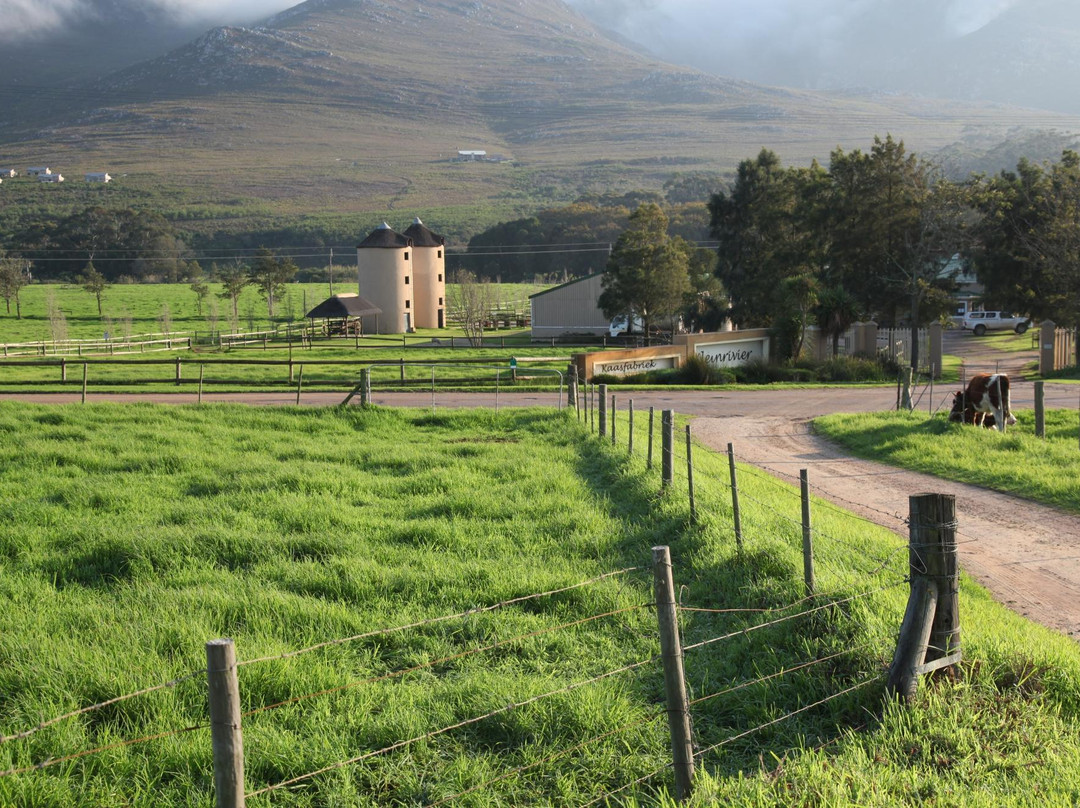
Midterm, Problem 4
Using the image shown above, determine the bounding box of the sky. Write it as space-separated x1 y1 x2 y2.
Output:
0 0 1022 89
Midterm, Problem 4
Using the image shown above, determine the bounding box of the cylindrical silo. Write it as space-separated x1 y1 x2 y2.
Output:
403 217 447 329
357 222 413 333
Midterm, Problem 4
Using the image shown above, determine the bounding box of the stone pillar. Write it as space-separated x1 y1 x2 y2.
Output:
1039 320 1056 376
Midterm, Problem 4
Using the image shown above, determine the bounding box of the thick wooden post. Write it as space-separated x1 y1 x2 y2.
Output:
727 443 743 550
295 365 304 405
176 357 182 385
598 384 608 438
1035 380 1045 438
888 493 960 700
652 546 695 802
901 367 913 411
61 358 67 382
206 639 245 808
198 365 205 404
661 410 674 488
800 469 815 596
686 425 696 523
81 363 88 404
360 368 371 406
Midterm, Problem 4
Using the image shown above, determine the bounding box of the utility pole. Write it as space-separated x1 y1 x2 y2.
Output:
329 247 334 296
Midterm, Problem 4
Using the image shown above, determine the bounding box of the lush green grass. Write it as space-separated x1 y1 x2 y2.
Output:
1 402 1079 805
814 409 1080 513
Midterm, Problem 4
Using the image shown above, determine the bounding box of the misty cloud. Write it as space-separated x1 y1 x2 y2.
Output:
566 0 1022 89
0 0 293 41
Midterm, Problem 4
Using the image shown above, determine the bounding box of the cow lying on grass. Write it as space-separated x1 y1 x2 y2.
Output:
948 373 1016 432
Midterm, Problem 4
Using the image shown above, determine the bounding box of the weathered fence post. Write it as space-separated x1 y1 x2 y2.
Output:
81 363 88 404
431 366 436 411
647 407 655 471
360 368 371 406
661 410 674 488
686 425 696 523
628 400 634 455
295 365 304 405
727 443 743 550
887 493 961 701
652 546 695 803
206 639 246 808
1035 380 1045 438
598 384 608 438
399 358 405 382
198 365 205 405
176 357 182 385
61 357 66 382
568 365 578 412
800 469 815 596
900 367 914 411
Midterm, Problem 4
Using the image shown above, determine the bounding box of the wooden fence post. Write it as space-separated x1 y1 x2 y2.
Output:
686 425 696 524
360 368 371 406
198 365 205 405
598 384 608 438
176 357 182 385
81 363 88 404
652 546 695 803
661 410 674 488
1035 380 1045 438
800 469 815 596
887 493 961 701
901 367 914 411
61 358 66 382
295 365 304 405
628 400 634 455
206 639 246 808
647 407 655 471
727 443 743 550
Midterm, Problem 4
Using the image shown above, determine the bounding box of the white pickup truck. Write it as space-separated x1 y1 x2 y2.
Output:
960 311 1031 336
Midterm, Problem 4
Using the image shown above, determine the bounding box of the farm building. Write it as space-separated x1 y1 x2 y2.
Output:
305 293 382 335
529 273 609 339
37 173 64 183
0 169 15 178
26 167 51 177
85 172 112 183
402 218 447 329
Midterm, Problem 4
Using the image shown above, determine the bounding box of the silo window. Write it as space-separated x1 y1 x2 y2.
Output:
438 250 443 258
405 300 411 309
404 252 410 260
438 273 443 282
439 297 444 305
405 276 410 284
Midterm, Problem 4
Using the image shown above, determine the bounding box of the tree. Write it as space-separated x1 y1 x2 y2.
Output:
598 203 691 341
80 261 109 318
0 253 29 318
814 285 861 357
449 269 494 346
217 262 249 327
248 248 298 318
188 262 210 317
973 150 1080 362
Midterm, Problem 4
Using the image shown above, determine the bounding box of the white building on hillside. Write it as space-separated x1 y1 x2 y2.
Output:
27 167 51 177
85 172 112 183
0 169 15 178
38 173 64 183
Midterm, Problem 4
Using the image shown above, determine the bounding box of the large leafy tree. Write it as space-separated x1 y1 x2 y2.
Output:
973 150 1080 327
598 203 691 339
248 248 298 318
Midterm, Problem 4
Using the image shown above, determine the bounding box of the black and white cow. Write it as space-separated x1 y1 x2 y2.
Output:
948 373 1015 432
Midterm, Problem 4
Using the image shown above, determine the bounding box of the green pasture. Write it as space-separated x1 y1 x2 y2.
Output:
814 409 1080 514
0 282 547 345
1 403 1080 805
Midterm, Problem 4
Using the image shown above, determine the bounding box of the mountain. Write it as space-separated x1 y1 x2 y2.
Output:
1 0 1078 242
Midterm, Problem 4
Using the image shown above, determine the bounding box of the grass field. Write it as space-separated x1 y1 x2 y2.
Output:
814 409 1080 514
1 402 1080 805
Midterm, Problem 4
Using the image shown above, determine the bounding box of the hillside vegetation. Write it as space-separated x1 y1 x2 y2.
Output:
1 404 1080 805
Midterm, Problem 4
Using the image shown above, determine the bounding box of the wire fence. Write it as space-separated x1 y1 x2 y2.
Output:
2 391 941 805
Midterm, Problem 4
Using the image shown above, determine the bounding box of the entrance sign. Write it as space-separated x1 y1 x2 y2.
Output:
695 336 769 368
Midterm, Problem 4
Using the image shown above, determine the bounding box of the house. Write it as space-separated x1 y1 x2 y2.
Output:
529 273 610 339
26 167 51 177
456 150 487 161
85 172 112 183
37 173 64 183
0 169 15 178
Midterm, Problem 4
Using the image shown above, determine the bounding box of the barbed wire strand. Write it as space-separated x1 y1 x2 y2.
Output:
423 710 666 808
687 646 875 709
243 605 652 720
0 669 203 746
0 723 207 779
577 762 673 808
683 582 907 654
693 675 882 761
245 654 662 799
238 567 642 668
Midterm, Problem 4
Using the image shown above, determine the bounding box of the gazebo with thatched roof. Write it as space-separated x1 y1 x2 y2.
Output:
305 293 383 335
